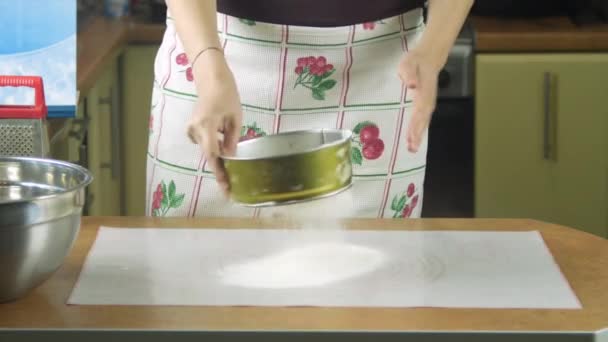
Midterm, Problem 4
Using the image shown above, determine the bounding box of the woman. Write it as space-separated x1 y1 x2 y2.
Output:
146 0 473 218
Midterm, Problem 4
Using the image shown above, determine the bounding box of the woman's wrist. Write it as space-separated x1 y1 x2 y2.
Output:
191 46 224 71
412 0 472 72
408 41 449 72
192 49 232 90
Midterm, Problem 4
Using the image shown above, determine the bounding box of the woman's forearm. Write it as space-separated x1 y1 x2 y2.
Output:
165 0 222 70
415 0 474 69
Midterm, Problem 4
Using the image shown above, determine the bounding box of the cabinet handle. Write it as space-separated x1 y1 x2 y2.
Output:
79 144 88 169
543 72 552 160
98 90 121 180
109 85 121 180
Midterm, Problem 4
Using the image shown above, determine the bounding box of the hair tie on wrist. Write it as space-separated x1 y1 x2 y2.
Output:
191 46 224 69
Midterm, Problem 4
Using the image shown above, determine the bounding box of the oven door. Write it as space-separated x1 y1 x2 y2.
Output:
422 98 474 218
421 33 474 218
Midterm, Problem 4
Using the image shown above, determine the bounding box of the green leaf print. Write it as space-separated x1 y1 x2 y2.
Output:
317 79 336 91
353 121 375 134
351 147 363 165
321 68 335 80
152 179 186 216
312 88 325 100
239 18 256 25
312 75 323 87
391 195 399 211
160 181 169 209
168 180 176 200
396 195 407 212
172 193 185 208
293 55 336 101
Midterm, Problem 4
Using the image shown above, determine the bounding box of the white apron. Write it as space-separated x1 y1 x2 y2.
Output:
146 8 428 219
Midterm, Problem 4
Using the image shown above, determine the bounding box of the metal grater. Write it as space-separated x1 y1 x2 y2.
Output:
0 76 49 157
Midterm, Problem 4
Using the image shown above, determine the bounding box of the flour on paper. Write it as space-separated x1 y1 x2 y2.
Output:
218 242 387 289
68 228 582 309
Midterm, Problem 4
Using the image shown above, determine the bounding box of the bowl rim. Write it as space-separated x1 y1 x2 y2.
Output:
0 156 93 205
220 128 353 161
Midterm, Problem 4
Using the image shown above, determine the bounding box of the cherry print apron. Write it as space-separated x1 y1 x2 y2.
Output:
146 8 428 219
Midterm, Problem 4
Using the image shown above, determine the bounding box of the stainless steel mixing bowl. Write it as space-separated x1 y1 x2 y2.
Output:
0 157 92 302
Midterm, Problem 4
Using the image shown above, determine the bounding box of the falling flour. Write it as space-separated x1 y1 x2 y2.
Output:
262 185 357 225
219 188 388 289
219 242 386 289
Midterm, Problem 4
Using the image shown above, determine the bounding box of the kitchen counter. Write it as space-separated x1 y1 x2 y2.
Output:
0 217 606 341
472 16 608 52
76 14 608 95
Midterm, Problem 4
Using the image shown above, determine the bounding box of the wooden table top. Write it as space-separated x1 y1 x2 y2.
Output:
0 217 607 333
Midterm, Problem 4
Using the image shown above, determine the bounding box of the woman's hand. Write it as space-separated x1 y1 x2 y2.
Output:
398 48 441 153
166 0 242 193
187 51 242 193
399 0 474 153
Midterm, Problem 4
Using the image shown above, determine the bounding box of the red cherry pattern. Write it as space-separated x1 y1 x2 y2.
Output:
359 124 379 144
294 56 337 100
175 52 194 82
295 56 334 76
390 182 419 218
407 182 415 197
362 20 385 30
402 204 412 218
351 121 385 165
362 22 376 30
185 67 194 82
176 53 189 66
362 138 384 160
411 194 419 209
239 122 267 142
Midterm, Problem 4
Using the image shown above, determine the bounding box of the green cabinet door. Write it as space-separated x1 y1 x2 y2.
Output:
122 45 158 216
475 54 558 223
475 54 608 237
86 59 123 216
550 54 608 237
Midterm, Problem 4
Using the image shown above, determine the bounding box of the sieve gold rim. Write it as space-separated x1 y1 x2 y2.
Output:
231 181 353 207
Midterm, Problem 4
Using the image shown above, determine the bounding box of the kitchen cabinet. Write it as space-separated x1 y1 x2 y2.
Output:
121 45 157 216
475 53 608 237
83 59 123 216
48 118 82 164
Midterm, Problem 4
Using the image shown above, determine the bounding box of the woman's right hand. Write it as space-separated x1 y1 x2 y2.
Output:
187 50 242 194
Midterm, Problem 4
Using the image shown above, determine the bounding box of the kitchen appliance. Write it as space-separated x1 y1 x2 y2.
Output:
222 129 353 206
421 21 475 218
0 76 49 158
0 156 92 302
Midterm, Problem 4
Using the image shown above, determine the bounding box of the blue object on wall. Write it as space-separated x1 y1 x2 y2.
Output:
0 0 77 118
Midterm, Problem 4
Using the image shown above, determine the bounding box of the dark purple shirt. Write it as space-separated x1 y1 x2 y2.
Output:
217 0 426 27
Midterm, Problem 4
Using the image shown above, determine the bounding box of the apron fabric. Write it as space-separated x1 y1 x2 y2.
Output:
146 9 428 219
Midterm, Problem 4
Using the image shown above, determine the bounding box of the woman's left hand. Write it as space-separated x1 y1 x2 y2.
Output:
398 0 474 153
398 48 442 153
